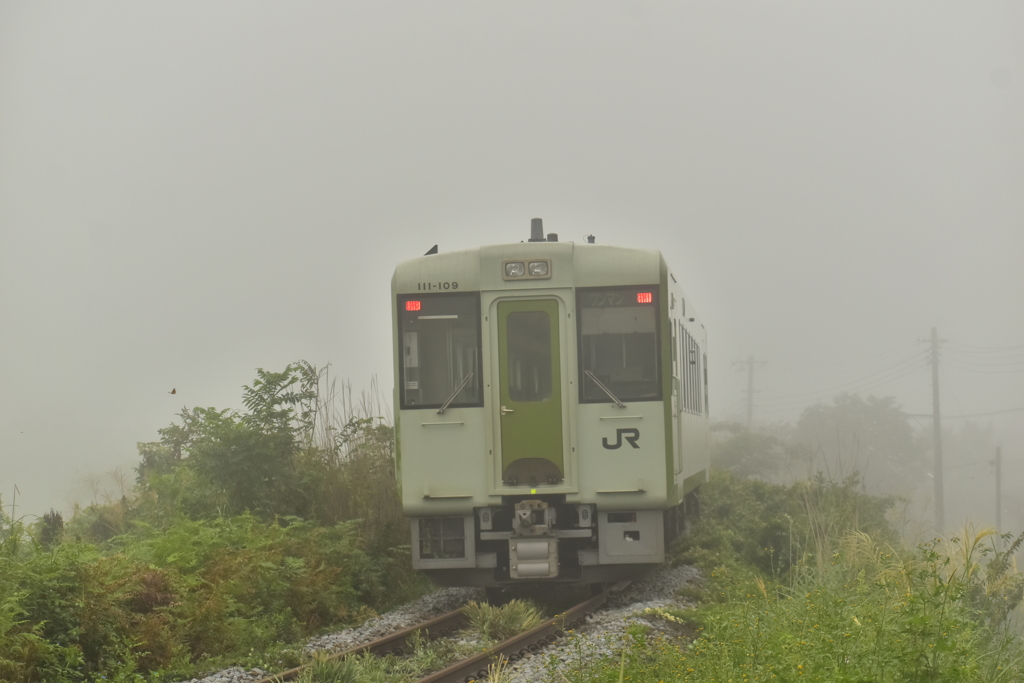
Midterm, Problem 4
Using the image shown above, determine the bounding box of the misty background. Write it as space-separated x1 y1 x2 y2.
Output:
1 3 1021 532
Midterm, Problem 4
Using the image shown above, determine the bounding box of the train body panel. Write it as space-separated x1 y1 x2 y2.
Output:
399 405 489 516
575 401 666 509
392 230 708 586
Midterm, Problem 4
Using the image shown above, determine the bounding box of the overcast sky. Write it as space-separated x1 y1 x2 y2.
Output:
2 2 1022 518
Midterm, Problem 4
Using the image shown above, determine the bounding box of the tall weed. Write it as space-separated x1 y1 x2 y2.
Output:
463 600 544 642
563 472 1024 683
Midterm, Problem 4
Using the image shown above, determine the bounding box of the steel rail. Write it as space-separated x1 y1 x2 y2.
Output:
250 607 467 683
415 581 630 683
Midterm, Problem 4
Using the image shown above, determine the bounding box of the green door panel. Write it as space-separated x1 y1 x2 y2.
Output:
497 299 563 485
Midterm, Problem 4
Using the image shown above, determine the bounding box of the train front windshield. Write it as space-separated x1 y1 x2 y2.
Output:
578 286 660 402
398 294 482 409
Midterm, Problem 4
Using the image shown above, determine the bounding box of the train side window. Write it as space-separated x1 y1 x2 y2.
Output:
681 327 700 415
693 340 700 413
680 329 689 413
679 330 687 411
688 335 696 413
577 286 660 402
671 322 678 373
398 293 482 409
703 352 709 415
694 346 703 414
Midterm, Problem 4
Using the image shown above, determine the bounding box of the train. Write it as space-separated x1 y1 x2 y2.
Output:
391 219 709 588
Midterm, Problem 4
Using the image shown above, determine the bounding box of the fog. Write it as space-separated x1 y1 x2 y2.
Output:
1 3 1021 531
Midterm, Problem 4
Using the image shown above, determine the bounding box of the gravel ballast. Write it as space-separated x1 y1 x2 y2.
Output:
501 565 702 682
176 566 701 683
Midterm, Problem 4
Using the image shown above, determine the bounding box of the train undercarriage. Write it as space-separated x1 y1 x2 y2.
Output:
412 491 699 588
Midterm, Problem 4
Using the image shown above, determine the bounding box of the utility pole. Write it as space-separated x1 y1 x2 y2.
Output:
930 327 945 533
8 485 17 523
994 446 1003 534
733 356 766 428
746 354 754 427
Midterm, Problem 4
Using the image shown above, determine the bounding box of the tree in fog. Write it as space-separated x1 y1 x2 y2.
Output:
795 393 926 495
136 363 319 519
711 421 810 481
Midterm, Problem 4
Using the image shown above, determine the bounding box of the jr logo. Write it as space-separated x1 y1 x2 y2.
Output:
602 428 640 450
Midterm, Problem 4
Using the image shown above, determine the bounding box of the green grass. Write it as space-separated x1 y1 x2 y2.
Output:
553 473 1024 683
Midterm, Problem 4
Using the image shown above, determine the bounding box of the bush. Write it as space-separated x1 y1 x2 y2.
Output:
0 365 429 681
672 470 896 580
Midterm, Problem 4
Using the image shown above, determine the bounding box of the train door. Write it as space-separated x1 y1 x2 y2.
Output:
496 299 564 486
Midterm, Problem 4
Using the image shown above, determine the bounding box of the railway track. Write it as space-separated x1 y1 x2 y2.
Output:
251 582 629 683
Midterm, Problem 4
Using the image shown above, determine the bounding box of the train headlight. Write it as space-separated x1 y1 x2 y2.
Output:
505 261 525 277
528 261 549 277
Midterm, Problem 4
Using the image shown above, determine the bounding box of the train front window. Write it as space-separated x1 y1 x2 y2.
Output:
506 311 552 402
578 286 660 402
399 293 482 409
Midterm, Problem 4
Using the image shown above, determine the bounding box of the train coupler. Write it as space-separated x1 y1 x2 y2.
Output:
509 536 559 578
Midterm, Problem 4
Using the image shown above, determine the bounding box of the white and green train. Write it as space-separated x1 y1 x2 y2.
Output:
391 220 709 587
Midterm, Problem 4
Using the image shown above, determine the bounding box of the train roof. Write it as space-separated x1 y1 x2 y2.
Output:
393 241 664 289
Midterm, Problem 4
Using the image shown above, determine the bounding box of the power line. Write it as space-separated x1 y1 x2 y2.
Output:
762 346 928 395
768 340 924 376
945 341 1024 352
942 360 1024 374
904 406 1024 419
944 358 1024 368
943 350 1024 363
944 459 989 471
756 359 928 408
730 336 1023 429
945 350 1024 361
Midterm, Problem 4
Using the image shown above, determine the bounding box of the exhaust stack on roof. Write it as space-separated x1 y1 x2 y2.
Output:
529 218 545 242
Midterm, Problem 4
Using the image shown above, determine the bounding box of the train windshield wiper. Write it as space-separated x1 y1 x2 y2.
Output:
585 370 626 408
437 372 474 414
